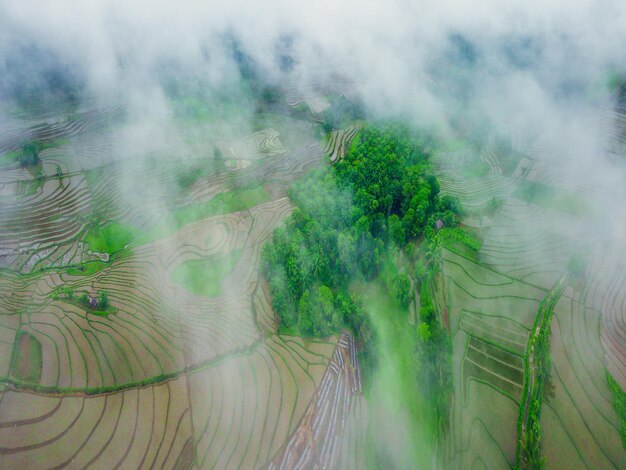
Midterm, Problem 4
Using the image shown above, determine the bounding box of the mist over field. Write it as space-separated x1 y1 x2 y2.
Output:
2 1 625 118
1 1 625 469
3 0 626 241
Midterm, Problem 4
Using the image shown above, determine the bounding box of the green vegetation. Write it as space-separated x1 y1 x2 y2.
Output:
485 196 504 217
392 272 411 307
17 140 42 167
356 279 435 466
176 96 218 122
417 272 453 437
516 276 567 469
262 169 362 337
607 72 626 93
20 176 45 196
173 184 269 226
319 95 365 132
262 125 461 448
136 183 271 245
4 68 626 470
51 285 75 301
263 125 460 338
164 75 258 127
0 150 20 167
439 226 481 253
65 260 109 276
52 287 115 316
171 249 243 297
175 156 222 188
87 164 269 251
0 137 69 168
607 372 626 450
11 332 43 384
85 221 142 254
98 290 109 310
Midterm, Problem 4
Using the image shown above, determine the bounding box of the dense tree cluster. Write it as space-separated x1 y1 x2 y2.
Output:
335 126 461 242
261 170 369 338
262 125 461 340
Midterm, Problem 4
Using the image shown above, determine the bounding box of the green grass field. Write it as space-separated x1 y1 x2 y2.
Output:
135 184 271 245
85 221 142 254
171 249 243 297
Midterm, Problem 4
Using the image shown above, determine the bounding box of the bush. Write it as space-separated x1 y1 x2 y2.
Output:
418 322 432 342
97 290 109 310
392 273 411 308
18 140 41 167
607 372 626 449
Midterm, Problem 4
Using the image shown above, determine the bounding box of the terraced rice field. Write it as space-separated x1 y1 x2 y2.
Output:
3 92 626 468
441 246 545 469
517 133 626 391
441 241 626 469
216 128 286 161
479 200 584 287
281 62 361 116
269 333 365 470
324 125 360 163
439 131 626 469
0 333 339 469
542 292 624 469
583 243 626 389
0 103 367 468
439 172 519 214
